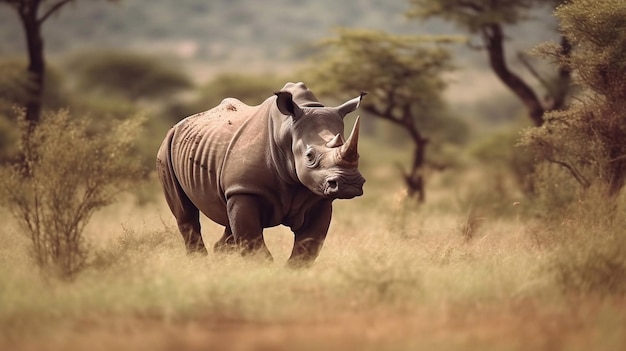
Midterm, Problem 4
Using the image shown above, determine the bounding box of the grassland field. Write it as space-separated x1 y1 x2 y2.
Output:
1 137 625 351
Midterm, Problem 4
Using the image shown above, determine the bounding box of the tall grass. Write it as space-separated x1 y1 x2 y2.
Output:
1 138 626 350
0 185 550 325
544 185 626 296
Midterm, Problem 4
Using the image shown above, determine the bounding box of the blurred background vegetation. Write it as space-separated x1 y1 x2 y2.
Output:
1 3 626 349
0 0 625 279
0 0 563 182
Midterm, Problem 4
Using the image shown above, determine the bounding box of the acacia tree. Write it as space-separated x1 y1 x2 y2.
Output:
0 0 117 124
308 29 455 201
407 0 571 126
521 0 626 199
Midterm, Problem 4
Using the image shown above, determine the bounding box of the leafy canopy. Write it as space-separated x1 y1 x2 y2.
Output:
67 51 193 101
406 0 551 31
521 0 626 197
308 28 457 112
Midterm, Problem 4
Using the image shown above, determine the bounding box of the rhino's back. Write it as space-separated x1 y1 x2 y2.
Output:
169 98 273 225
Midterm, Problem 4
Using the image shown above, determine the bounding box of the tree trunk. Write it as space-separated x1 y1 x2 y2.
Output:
404 128 428 203
362 104 430 202
404 137 428 203
20 8 45 125
483 24 545 126
549 35 572 111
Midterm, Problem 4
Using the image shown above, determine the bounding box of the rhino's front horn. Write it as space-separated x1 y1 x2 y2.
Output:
340 116 361 163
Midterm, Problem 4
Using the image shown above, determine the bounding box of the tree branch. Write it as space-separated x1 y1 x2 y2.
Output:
363 105 402 127
38 0 73 23
383 88 395 118
549 34 572 111
517 51 553 95
482 23 545 126
457 0 485 14
545 156 591 188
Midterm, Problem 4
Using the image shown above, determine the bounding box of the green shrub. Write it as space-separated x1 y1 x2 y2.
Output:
0 110 144 279
167 72 288 123
523 0 626 199
65 50 193 101
470 128 535 196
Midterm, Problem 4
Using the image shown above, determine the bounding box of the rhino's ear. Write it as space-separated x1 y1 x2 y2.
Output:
335 91 367 119
275 91 304 121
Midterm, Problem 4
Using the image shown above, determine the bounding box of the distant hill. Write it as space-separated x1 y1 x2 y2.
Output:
0 0 561 112
1 1 421 58
0 0 557 67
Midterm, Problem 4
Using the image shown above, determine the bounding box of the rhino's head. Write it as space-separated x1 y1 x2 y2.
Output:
274 84 366 199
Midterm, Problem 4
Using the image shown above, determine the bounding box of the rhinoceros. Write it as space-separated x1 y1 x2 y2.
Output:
156 82 365 266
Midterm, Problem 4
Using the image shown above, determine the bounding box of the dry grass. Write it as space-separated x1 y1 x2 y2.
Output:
7 300 626 351
1 142 626 350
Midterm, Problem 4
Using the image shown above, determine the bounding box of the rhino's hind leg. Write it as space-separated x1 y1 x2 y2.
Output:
157 135 208 255
167 191 207 255
177 211 207 255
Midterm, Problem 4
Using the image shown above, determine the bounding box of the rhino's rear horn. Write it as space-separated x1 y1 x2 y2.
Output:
340 116 361 163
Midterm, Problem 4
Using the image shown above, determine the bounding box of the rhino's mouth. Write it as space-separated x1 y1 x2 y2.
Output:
322 173 365 199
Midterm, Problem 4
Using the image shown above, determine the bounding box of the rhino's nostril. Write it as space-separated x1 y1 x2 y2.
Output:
328 180 338 191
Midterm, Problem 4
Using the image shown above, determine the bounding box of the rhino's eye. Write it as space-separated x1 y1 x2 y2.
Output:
304 148 320 168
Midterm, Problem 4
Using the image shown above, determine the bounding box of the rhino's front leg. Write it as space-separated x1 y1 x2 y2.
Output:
288 201 332 268
213 226 236 253
226 195 273 261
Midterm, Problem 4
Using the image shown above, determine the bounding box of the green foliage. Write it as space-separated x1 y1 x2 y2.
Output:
554 0 626 101
308 28 456 106
200 73 287 106
0 58 70 162
522 0 626 198
471 128 535 195
0 58 68 117
66 50 193 101
0 58 35 117
167 72 288 123
406 0 552 32
0 59 29 161
304 28 463 199
0 0 418 61
0 109 144 279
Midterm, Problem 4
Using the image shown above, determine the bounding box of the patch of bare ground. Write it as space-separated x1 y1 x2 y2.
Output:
4 298 625 351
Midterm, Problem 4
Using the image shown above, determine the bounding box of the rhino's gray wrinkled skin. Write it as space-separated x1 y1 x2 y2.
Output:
157 82 365 267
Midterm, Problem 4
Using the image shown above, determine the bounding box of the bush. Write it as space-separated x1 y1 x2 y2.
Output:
546 188 626 296
523 0 626 199
470 128 535 196
0 109 144 279
525 162 581 220
166 73 288 123
65 50 193 101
